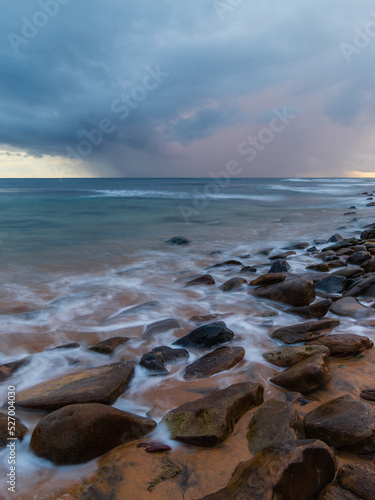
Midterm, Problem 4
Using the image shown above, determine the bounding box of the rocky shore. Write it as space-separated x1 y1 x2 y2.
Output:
3 192 375 499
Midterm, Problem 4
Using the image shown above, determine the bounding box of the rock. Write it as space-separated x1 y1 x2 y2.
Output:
323 238 358 252
306 334 374 356
16 362 135 411
336 247 355 257
331 267 364 279
326 260 348 269
343 275 375 298
0 413 27 448
219 277 247 292
331 297 374 317
269 251 296 260
166 236 189 245
270 353 332 394
208 260 243 269
104 301 162 320
348 251 372 265
263 345 331 367
328 234 344 243
185 275 215 287
239 266 257 274
249 273 286 286
162 382 263 447
286 299 332 319
0 357 31 382
319 250 337 259
140 346 189 375
247 399 305 454
335 463 375 500
269 259 291 273
50 342 81 350
271 318 340 344
319 484 362 499
252 277 316 307
188 313 233 325
143 318 181 339
361 259 375 273
304 395 375 450
284 242 310 250
184 346 245 379
200 439 336 500
360 389 375 401
258 247 273 255
361 227 375 240
173 321 234 348
89 337 129 355
30 403 156 465
315 276 346 294
306 263 330 272
307 246 318 253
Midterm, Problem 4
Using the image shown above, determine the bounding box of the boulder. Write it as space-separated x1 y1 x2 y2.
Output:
263 345 330 367
304 395 375 450
270 353 332 394
315 276 346 294
306 334 373 357
0 413 27 448
183 346 245 379
286 299 332 319
348 251 372 265
143 318 181 339
252 277 316 307
270 318 340 344
200 439 336 500
268 260 291 273
30 403 156 465
173 321 234 348
248 273 286 286
16 362 135 411
343 275 375 298
166 236 189 245
185 275 215 287
219 277 247 292
140 346 189 375
331 297 374 318
162 382 263 447
247 399 305 454
89 337 129 355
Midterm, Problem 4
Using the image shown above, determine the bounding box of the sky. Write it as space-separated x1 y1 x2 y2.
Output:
1 0 375 178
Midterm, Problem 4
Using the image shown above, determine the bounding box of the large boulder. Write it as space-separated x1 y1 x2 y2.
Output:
252 277 316 307
173 321 234 348
270 353 332 394
331 297 374 318
270 318 340 344
263 345 330 367
162 382 263 447
200 439 336 500
16 362 135 411
184 346 245 379
247 399 305 454
306 334 373 357
286 299 332 319
30 403 156 465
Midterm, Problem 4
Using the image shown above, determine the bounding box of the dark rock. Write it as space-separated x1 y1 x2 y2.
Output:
173 321 234 348
306 263 330 272
323 255 340 262
335 463 375 500
30 403 156 465
0 413 27 448
361 227 375 240
0 357 31 382
238 253 251 259
89 337 129 355
143 318 181 339
323 238 358 252
361 259 375 273
315 276 346 294
344 212 356 215
263 345 331 367
50 343 80 350
200 439 336 500
306 334 374 356
328 234 344 243
185 275 215 287
318 483 363 499
307 246 318 253
140 346 189 375
284 242 310 250
16 362 135 411
252 277 316 307
286 299 332 319
269 259 291 273
247 399 305 454
319 250 337 259
331 297 374 317
271 318 340 344
258 247 273 255
188 313 233 325
239 266 257 274
220 277 247 292
249 273 286 286
184 346 245 379
348 251 372 265
336 247 355 257
208 260 242 269
166 236 189 245
162 382 263 447
269 251 296 260
315 239 328 245
360 390 375 402
332 267 364 279
343 275 375 298
326 260 348 270
270 353 332 394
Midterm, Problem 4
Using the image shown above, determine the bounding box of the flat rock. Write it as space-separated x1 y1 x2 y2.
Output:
263 345 331 367
348 251 371 266
183 346 245 379
173 321 234 348
268 259 291 273
166 236 189 245
219 277 247 292
89 337 129 355
0 413 28 448
306 334 374 356
200 439 336 500
143 318 181 339
247 399 305 454
30 403 156 465
344 275 375 298
162 382 263 447
270 353 332 394
16 362 135 411
252 277 316 307
271 318 340 344
286 299 332 319
304 395 375 449
185 275 215 287
315 276 346 294
140 346 189 375
248 273 286 286
331 297 374 318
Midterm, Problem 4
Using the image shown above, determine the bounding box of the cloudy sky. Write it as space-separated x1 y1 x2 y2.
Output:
1 0 375 178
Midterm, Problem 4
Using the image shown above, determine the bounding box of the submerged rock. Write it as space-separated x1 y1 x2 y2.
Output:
270 353 332 394
307 334 374 357
140 346 188 375
30 403 156 465
219 277 247 292
89 337 129 355
0 357 31 382
208 260 243 269
270 318 340 344
286 299 332 319
252 277 316 307
166 236 189 245
263 345 330 367
185 275 215 287
173 321 234 348
269 251 296 260
315 276 346 294
16 362 135 411
183 346 245 379
143 318 181 339
162 382 263 447
188 313 233 325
